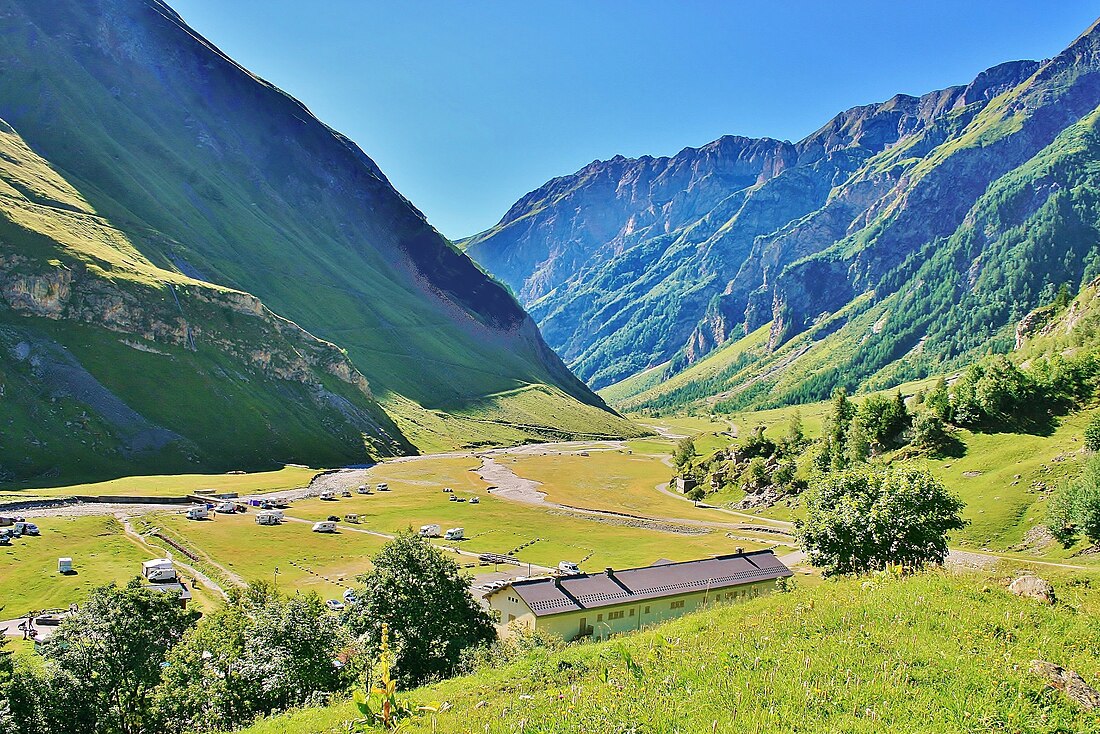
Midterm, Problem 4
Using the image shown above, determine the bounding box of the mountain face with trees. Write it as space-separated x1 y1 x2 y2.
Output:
0 0 637 482
466 20 1100 406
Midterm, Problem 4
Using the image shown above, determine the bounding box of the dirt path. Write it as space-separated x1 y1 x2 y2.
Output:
119 515 232 597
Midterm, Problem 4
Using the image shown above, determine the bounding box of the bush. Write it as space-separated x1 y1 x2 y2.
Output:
1046 456 1100 546
796 464 967 576
672 437 696 469
1085 414 1100 452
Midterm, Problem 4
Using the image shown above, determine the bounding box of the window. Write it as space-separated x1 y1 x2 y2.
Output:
607 610 625 620
629 608 635 617
597 613 603 622
644 606 650 614
670 600 685 610
508 614 516 622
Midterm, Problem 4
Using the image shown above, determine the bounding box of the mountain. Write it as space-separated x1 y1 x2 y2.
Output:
466 20 1100 410
0 0 637 483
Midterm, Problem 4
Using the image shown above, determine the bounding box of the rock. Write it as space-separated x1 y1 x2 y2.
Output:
1009 575 1056 604
1030 660 1100 711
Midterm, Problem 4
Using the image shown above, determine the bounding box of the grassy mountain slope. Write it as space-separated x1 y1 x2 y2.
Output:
603 86 1100 413
0 117 413 482
238 570 1100 733
0 0 639 481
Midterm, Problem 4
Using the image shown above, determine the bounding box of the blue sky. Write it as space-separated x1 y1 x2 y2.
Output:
171 1 1098 239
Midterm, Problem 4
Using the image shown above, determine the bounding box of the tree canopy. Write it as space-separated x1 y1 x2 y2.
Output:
797 464 967 576
344 530 495 687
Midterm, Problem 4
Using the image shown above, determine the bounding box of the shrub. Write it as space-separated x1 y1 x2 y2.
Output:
1085 414 1100 452
796 464 967 576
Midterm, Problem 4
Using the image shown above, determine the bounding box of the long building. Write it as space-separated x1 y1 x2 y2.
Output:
484 550 792 640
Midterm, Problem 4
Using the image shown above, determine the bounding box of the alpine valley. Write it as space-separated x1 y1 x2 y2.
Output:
465 20 1100 414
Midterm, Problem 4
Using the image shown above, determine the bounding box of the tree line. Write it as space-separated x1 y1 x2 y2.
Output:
0 531 495 734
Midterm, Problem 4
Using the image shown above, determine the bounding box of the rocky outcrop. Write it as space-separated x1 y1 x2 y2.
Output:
1009 575 1056 604
1030 660 1100 710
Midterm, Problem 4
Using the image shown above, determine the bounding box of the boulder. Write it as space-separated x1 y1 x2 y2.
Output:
1009 575 1056 604
1030 660 1100 711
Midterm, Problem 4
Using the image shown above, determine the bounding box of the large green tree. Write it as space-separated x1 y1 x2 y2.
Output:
7 580 198 734
344 531 495 687
797 465 967 576
156 583 347 733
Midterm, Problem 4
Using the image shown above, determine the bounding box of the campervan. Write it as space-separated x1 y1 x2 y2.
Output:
443 527 464 541
419 524 441 537
376 483 389 492
319 491 335 501
344 514 360 523
256 511 282 526
357 485 371 495
214 501 237 513
312 521 337 533
557 561 581 576
142 558 177 583
185 506 209 520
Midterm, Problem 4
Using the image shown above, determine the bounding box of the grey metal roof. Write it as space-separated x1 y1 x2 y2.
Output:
503 550 792 617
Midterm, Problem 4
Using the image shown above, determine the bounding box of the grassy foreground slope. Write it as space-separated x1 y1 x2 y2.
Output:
240 570 1100 734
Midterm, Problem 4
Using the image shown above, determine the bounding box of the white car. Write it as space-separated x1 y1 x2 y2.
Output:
325 599 345 612
342 589 357 603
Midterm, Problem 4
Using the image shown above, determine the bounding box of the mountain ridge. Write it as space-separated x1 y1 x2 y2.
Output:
466 20 1100 409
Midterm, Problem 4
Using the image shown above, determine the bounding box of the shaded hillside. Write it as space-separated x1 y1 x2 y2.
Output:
0 0 639 481
469 20 1100 400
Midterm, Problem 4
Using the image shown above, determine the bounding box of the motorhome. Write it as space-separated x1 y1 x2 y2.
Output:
376 483 389 492
312 521 337 533
185 506 209 520
341 489 352 497
214 501 237 513
319 491 335 501
557 561 581 576
142 558 177 583
419 524 441 537
256 510 282 526
344 513 360 523
357 485 372 495
444 527 464 541
58 557 73 574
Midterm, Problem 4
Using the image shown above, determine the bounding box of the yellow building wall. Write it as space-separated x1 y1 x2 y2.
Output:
492 579 778 641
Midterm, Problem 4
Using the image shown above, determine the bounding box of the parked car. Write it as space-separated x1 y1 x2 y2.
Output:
448 494 457 502
357 485 371 495
469 497 480 504
23 522 39 535
326 515 340 522
376 483 389 492
325 599 345 612
343 589 357 603
341 489 352 497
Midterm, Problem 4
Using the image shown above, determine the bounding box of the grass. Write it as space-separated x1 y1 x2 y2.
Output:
6 466 319 498
236 567 1100 734
270 456 770 575
504 450 750 525
0 516 151 615
144 511 389 599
